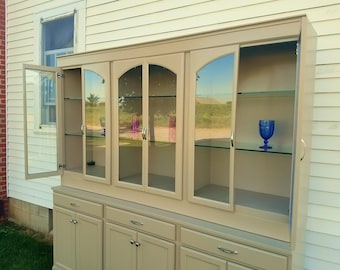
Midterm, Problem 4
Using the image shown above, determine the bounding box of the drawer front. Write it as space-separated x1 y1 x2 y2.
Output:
181 228 287 270
105 206 175 240
54 194 103 218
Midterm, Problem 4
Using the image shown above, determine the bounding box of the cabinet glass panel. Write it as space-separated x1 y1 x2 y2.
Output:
194 54 235 204
118 65 143 185
84 70 107 178
23 66 60 178
64 69 82 173
235 42 297 217
148 65 176 191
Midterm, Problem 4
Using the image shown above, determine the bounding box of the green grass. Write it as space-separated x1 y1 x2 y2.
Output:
0 222 53 270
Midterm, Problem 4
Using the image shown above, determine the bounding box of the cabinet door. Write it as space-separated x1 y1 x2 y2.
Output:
180 247 227 270
53 206 76 270
75 213 103 270
234 41 298 218
105 223 137 270
137 232 175 270
23 64 62 179
228 262 254 270
113 53 184 199
82 62 111 183
188 46 239 210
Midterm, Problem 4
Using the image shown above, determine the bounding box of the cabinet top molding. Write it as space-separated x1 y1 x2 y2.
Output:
58 16 306 68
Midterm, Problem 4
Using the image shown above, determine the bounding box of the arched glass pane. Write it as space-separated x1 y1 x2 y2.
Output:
118 66 143 185
84 70 106 178
148 65 177 191
194 54 234 204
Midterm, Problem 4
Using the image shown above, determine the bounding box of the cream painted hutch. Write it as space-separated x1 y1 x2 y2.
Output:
24 16 315 270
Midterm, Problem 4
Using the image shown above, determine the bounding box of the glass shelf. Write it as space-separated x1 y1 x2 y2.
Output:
86 131 106 138
86 165 105 178
149 95 176 98
195 138 230 149
119 95 142 99
120 173 175 192
194 184 289 216
237 89 295 96
65 132 82 136
64 97 82 100
119 95 176 99
236 142 292 155
194 139 291 154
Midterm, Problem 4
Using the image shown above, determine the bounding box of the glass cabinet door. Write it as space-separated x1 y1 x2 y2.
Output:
188 46 239 210
113 54 184 198
117 63 143 186
82 63 110 183
23 64 61 179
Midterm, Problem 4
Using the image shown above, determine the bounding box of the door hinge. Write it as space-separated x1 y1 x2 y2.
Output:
57 73 64 79
58 163 66 169
296 42 300 56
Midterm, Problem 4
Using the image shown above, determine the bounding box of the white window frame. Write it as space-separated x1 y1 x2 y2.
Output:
33 3 85 132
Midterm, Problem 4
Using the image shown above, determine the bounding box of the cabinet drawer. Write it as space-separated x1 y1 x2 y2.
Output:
181 228 287 270
105 206 175 240
54 194 103 218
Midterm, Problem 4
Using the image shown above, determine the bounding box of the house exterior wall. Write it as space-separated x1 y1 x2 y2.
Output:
5 0 340 269
0 0 6 221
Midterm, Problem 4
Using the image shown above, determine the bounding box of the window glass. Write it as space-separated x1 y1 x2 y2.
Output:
41 15 74 125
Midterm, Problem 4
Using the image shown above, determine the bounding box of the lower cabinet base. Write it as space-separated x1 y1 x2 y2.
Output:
53 186 291 270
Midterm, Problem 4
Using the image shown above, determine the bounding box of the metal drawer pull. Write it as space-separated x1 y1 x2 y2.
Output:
130 220 144 226
300 138 306 161
217 246 238 255
70 202 79 207
230 131 234 147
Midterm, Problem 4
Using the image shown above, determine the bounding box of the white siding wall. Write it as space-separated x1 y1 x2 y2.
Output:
6 0 85 209
6 0 340 269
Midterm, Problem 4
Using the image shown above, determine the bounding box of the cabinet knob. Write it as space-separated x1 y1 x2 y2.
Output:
130 240 135 245
135 241 141 247
69 219 78 224
142 127 147 140
217 246 238 255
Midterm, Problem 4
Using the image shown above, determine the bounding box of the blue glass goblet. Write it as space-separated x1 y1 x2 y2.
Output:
259 120 275 150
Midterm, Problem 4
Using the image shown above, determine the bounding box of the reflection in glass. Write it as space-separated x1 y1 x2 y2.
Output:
194 54 234 203
84 70 106 178
118 66 143 185
24 69 58 176
148 65 176 191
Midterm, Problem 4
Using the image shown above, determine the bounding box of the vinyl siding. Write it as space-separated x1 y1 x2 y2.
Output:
6 0 84 209
6 0 340 269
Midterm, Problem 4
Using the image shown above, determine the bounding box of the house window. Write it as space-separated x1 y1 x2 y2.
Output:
41 15 74 125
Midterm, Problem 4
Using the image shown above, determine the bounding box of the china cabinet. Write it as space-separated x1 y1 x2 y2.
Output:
23 16 315 270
